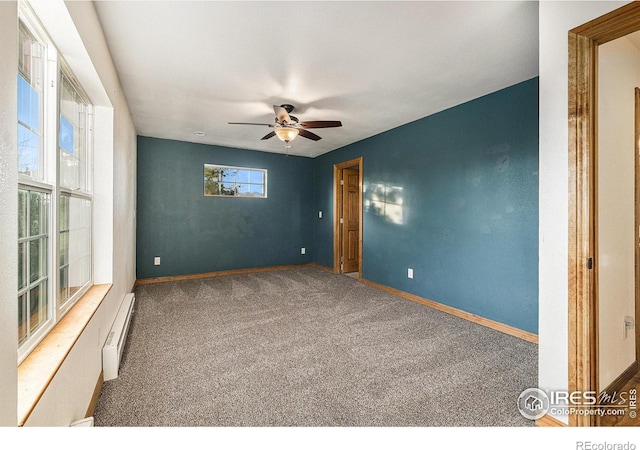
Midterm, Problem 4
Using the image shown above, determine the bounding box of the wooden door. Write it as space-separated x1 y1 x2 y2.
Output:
342 168 360 273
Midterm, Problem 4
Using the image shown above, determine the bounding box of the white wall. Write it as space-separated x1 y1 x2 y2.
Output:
597 35 640 390
539 0 631 424
0 0 19 427
0 0 137 426
24 1 136 426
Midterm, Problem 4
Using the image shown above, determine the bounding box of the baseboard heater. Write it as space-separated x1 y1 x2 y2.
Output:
102 293 135 381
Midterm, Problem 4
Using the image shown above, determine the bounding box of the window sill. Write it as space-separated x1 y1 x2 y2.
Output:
17 283 112 426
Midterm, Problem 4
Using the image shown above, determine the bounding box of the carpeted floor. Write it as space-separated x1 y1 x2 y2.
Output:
93 267 537 427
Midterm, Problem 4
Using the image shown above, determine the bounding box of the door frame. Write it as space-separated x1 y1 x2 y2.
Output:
568 2 640 427
333 157 363 278
635 87 640 372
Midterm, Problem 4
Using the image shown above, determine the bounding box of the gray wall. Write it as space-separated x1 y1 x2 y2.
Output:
313 78 539 334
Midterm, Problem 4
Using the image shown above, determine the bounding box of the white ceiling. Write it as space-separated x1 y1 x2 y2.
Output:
94 1 539 158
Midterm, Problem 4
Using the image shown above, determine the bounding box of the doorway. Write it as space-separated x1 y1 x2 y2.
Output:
333 157 363 278
568 2 640 427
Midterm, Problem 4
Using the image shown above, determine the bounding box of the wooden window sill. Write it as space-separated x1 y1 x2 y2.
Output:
17 283 112 426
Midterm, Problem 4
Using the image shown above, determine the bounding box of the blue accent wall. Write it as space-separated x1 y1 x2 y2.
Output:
312 78 539 333
136 137 314 278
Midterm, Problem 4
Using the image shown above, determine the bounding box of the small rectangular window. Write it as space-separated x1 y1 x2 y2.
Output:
204 164 267 198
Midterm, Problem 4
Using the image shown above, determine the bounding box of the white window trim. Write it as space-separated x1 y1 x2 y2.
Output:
17 2 94 364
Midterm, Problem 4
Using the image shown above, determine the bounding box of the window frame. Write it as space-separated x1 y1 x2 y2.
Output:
203 163 268 198
17 4 94 364
56 61 93 317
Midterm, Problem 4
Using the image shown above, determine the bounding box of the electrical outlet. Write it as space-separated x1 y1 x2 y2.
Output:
154 256 161 266
301 247 306 255
318 211 323 219
408 268 413 279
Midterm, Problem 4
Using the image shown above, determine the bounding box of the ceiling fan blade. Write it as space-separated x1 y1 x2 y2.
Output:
228 122 273 126
273 105 291 124
299 120 342 129
298 129 322 141
261 131 276 140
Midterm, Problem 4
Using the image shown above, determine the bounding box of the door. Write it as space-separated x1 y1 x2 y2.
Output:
333 157 362 275
342 168 360 273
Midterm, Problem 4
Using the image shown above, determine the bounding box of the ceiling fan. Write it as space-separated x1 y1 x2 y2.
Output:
229 104 342 146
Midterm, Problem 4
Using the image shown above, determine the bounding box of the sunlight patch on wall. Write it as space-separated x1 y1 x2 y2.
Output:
364 182 404 225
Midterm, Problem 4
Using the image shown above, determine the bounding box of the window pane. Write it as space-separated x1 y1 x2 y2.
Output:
17 75 40 130
18 190 27 239
59 266 68 304
29 281 48 334
59 73 88 191
59 195 69 231
18 22 43 87
60 231 69 266
236 170 249 184
221 169 237 182
18 124 41 178
29 191 46 236
18 21 43 181
221 183 237 195
249 184 264 197
18 294 27 346
59 197 91 306
29 238 46 283
249 170 264 184
18 242 26 291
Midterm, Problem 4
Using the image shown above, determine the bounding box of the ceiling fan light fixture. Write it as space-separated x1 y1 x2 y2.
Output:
275 127 299 143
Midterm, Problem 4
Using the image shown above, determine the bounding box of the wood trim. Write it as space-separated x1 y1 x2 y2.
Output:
536 414 568 427
17 283 112 426
568 30 597 427
86 371 104 419
600 361 639 403
135 263 315 286
333 164 341 274
332 157 363 278
571 2 640 44
568 2 640 426
310 262 334 273
360 278 538 344
635 87 640 367
567 2 640 427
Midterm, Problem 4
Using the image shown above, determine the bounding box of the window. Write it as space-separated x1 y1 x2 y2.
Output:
17 10 94 363
204 164 267 198
18 189 49 347
58 69 92 310
17 20 44 180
